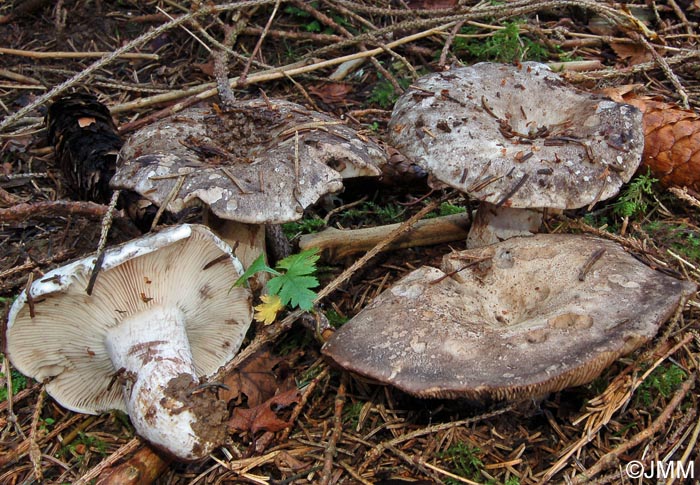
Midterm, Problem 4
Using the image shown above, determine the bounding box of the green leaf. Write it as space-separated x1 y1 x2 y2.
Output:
266 248 320 310
233 253 280 288
276 248 320 275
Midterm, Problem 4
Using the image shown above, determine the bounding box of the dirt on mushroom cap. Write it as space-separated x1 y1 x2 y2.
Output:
112 99 387 224
388 62 645 210
322 234 696 401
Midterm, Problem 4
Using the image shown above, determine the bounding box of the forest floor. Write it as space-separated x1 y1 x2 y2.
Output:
1 1 699 484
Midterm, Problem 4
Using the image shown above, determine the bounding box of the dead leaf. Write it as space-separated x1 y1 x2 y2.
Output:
610 42 654 66
220 349 283 407
274 451 309 472
308 83 353 104
193 60 216 78
228 388 301 434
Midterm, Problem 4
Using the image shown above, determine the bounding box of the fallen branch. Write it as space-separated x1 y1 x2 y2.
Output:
0 47 158 60
0 200 111 223
299 212 470 259
73 438 141 485
93 444 171 485
111 21 457 118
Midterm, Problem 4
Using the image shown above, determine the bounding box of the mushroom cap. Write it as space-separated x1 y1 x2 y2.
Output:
388 62 644 210
111 99 387 224
6 224 253 414
322 234 696 401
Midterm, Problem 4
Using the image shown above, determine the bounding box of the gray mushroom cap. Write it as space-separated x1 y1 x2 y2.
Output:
388 62 644 209
111 99 387 224
322 234 696 401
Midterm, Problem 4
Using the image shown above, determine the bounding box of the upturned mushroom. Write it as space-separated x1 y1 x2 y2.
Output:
5 224 253 460
323 234 696 401
389 62 645 247
111 98 386 275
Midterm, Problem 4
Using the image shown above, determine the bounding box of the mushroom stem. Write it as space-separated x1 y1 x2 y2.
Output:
203 211 268 289
203 212 266 269
466 202 543 248
105 305 224 461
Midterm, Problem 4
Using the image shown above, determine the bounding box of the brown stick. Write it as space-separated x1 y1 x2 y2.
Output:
0 47 158 60
319 377 346 485
94 444 171 485
0 200 111 223
299 213 470 259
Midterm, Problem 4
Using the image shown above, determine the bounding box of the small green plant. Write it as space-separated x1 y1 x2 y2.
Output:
343 401 365 428
427 202 467 218
671 228 700 264
438 202 466 217
438 442 484 483
0 369 27 402
235 249 320 323
284 3 354 35
40 417 56 433
635 363 686 406
341 201 406 225
611 171 658 218
325 308 349 328
282 216 326 238
284 3 321 32
453 21 550 62
368 76 411 109
62 431 108 462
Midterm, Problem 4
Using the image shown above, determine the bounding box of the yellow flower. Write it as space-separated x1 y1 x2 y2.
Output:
254 294 284 325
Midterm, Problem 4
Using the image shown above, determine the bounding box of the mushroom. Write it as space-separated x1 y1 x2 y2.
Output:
388 62 645 247
5 224 253 460
322 234 696 401
111 98 386 276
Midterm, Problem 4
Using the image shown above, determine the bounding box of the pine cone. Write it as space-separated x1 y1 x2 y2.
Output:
46 93 122 203
625 97 700 191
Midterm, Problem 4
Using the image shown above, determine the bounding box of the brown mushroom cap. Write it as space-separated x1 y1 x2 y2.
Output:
322 234 696 401
111 99 386 224
388 62 644 210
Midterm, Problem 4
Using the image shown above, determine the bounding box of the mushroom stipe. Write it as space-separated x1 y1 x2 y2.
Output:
6 224 253 461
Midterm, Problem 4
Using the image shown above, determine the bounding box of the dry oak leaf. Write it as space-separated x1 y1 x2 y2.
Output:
228 388 301 434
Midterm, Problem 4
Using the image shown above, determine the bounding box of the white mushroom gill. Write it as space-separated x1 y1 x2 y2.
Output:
6 225 253 461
